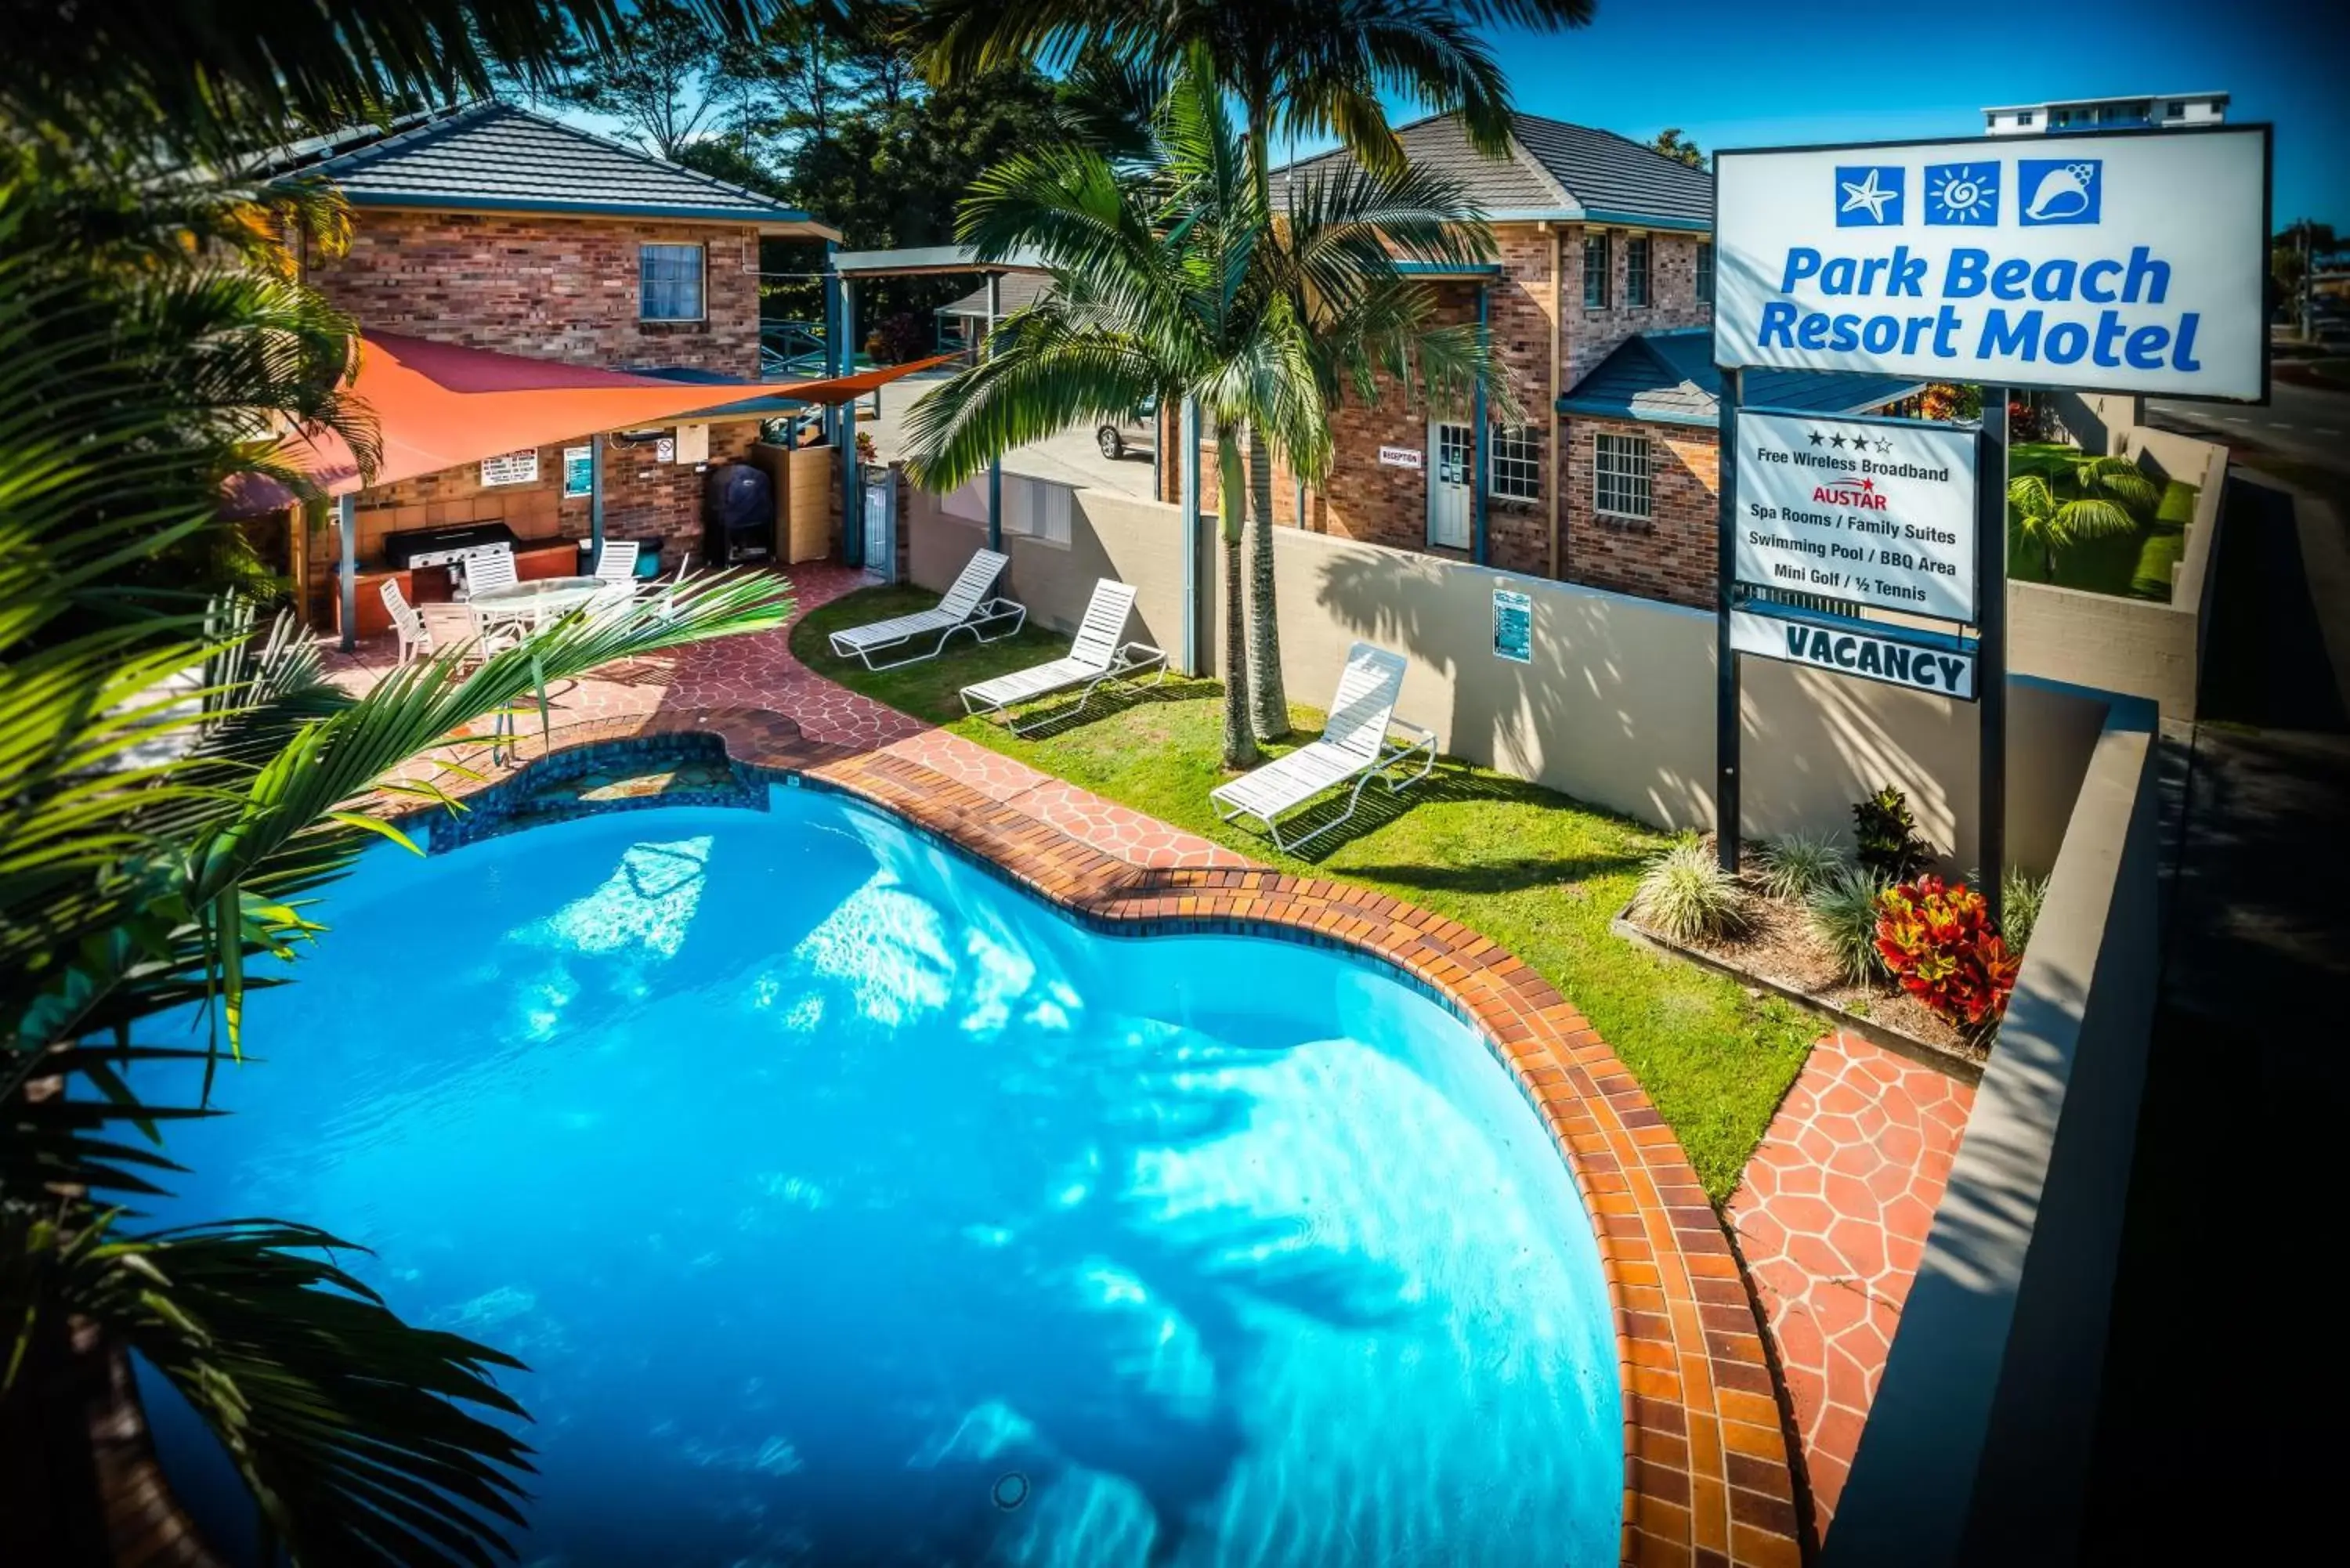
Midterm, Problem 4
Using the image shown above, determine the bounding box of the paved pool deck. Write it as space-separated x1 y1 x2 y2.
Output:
326 558 1979 1563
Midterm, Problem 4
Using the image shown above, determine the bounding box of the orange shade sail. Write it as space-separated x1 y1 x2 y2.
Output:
232 334 958 511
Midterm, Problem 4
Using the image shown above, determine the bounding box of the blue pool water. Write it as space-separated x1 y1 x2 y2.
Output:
138 789 1622 1566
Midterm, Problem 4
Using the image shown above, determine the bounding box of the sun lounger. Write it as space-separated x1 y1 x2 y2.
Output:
826 547 1025 670
1209 641 1434 852
959 579 1165 734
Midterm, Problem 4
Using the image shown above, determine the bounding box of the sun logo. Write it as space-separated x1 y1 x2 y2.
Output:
1925 162 2000 226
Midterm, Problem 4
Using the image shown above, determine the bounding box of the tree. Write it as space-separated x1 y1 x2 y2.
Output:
543 0 729 157
1650 126 1705 168
898 47 1502 774
721 1 857 159
920 0 1594 742
2 2 795 1560
2006 454 2160 576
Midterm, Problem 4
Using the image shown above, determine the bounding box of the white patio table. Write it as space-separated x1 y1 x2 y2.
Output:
464 576 614 762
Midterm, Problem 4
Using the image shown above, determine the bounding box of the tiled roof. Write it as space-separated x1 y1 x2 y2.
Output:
936 273 1054 317
1558 329 1925 428
259 102 834 232
1275 111 1713 229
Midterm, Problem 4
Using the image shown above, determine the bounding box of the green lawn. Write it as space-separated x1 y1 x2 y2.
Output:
794 585 1819 1198
2005 441 2194 602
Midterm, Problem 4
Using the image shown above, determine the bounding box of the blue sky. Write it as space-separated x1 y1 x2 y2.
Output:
1447 0 2347 233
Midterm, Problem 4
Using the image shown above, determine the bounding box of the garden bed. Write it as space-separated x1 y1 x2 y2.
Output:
1616 881 1985 1085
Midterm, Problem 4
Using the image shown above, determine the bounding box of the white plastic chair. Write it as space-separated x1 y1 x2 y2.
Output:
460 546 517 600
379 580 430 663
593 540 642 587
959 580 1164 735
826 548 1024 670
1209 641 1435 853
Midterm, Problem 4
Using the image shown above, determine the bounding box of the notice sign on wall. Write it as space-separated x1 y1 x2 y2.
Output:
1378 446 1423 470
1714 127 2269 399
562 445 593 498
1732 609 1977 699
1736 410 1977 622
479 449 539 486
1493 587 1533 663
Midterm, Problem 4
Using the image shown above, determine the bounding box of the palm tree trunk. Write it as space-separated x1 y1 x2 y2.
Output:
1246 425 1289 740
1217 428 1259 771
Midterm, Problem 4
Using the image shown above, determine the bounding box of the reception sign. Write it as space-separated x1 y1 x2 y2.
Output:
1714 126 2269 399
1735 410 1978 621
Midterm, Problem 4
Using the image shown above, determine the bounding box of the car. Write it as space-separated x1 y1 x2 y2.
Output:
1095 397 1159 461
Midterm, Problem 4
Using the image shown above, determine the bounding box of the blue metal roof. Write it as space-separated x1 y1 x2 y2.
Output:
262 103 837 234
1556 330 1925 428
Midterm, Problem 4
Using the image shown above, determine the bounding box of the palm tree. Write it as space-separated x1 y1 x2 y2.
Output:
898 48 1501 771
4 3 799 1560
920 0 1595 742
2005 453 2161 576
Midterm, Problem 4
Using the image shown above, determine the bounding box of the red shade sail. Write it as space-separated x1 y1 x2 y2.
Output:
233 334 956 511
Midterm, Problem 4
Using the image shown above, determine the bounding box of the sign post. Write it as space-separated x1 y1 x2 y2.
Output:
1976 387 2008 929
1716 368 1742 872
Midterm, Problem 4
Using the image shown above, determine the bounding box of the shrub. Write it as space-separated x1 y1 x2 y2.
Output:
1632 836 1752 944
1852 786 1934 883
1755 831 1844 902
1808 867 1889 985
2001 867 2049 955
1874 876 2021 1029
2008 398 2044 442
867 311 931 366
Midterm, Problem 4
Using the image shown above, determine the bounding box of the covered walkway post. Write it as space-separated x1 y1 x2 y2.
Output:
336 493 357 652
1180 397 1201 674
985 271 1003 552
841 276 862 568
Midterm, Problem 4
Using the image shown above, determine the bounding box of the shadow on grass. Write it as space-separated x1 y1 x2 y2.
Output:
979 676 1195 742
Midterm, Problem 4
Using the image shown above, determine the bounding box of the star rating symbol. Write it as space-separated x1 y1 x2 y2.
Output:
1809 430 1824 446
1839 168 1897 222
1875 438 1893 455
1829 432 1847 450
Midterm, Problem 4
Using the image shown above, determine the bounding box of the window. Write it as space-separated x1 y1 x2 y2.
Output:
1593 432 1651 520
1625 235 1651 308
639 243 705 321
1489 425 1541 501
2017 110 2034 127
1695 242 1715 305
1582 230 1609 308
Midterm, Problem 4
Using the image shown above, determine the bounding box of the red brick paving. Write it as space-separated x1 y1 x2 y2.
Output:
1726 1030 1975 1546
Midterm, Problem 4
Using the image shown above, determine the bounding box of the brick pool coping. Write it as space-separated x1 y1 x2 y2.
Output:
413 705 1805 1567
107 702 1803 1568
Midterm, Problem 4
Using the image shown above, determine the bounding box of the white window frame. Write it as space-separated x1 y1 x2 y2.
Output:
1582 230 1609 309
1488 424 1542 502
638 243 707 322
1696 241 1715 305
1625 234 1651 309
1593 432 1652 521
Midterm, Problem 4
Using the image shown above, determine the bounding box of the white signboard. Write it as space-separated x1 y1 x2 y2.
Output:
1715 127 2269 399
654 436 676 464
1378 446 1423 470
1737 410 1978 621
479 449 539 486
1732 609 1977 700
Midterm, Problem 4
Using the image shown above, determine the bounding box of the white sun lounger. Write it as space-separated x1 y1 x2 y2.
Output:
959 580 1166 734
826 547 1025 670
1209 641 1435 853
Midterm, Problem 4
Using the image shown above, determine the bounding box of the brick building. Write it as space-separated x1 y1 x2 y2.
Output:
1159 112 1921 609
258 102 839 630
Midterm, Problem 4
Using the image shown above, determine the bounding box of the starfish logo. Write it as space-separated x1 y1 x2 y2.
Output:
1835 164 1904 226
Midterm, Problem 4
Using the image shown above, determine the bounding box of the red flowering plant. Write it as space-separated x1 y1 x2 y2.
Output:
1873 876 2022 1031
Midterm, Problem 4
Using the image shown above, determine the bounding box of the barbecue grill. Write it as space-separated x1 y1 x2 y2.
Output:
382 521 521 573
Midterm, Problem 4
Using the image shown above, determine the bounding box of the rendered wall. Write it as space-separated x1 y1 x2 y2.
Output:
906 481 2106 876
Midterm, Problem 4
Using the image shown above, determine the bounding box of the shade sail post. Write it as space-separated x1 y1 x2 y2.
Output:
336 493 358 652
589 435 605 558
841 276 862 568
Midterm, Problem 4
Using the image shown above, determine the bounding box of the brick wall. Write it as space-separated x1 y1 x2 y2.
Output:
306 208 764 377
1560 226 1712 389
1562 417 1719 609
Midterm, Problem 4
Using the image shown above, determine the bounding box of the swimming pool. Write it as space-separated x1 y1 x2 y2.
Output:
139 786 1623 1566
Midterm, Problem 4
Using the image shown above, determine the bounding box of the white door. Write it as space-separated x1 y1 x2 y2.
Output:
1427 420 1473 549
